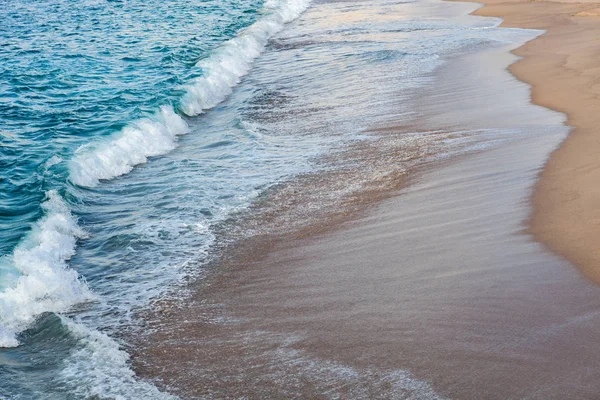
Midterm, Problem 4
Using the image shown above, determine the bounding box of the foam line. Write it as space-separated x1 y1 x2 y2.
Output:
59 317 176 399
179 0 311 116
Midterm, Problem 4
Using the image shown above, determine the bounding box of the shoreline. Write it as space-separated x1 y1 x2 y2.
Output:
128 2 600 396
466 0 600 283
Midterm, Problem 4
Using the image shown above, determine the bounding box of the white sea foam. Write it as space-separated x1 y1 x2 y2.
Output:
59 317 176 400
180 0 310 117
69 105 189 187
0 191 92 348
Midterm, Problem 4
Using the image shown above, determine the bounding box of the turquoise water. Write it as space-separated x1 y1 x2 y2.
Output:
0 0 313 397
1 0 260 245
0 0 548 397
0 0 261 262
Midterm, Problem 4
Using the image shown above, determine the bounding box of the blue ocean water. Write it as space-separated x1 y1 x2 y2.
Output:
0 0 549 397
0 0 313 397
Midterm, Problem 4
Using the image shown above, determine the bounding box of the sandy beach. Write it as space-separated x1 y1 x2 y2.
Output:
129 0 600 398
469 0 600 283
13 0 600 397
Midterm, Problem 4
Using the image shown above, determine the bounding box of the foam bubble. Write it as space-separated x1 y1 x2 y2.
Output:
43 155 63 171
69 105 189 187
179 0 311 116
0 191 92 348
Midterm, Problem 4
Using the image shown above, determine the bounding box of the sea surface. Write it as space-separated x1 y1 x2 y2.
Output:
0 0 551 398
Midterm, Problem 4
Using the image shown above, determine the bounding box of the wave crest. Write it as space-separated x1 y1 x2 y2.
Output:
68 0 309 188
179 0 311 116
0 191 92 348
69 106 188 187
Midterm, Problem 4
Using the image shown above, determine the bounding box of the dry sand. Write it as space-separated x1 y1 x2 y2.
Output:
469 0 600 283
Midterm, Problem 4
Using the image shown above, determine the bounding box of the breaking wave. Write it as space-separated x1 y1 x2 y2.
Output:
68 0 310 188
0 191 92 348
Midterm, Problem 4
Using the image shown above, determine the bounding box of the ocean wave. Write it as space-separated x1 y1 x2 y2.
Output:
68 0 310 188
179 0 311 116
69 106 188 187
0 191 92 348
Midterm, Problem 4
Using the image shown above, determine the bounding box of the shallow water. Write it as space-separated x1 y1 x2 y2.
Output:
0 0 558 397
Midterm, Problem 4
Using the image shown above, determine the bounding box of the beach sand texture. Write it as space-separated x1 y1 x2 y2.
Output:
470 0 600 283
130 0 600 398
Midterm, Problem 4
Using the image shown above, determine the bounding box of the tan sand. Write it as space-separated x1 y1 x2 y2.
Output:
467 0 600 283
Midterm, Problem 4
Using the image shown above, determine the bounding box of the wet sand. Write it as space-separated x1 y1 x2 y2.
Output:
468 0 600 284
131 11 600 396
135 128 600 398
129 0 600 398
199 134 600 399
